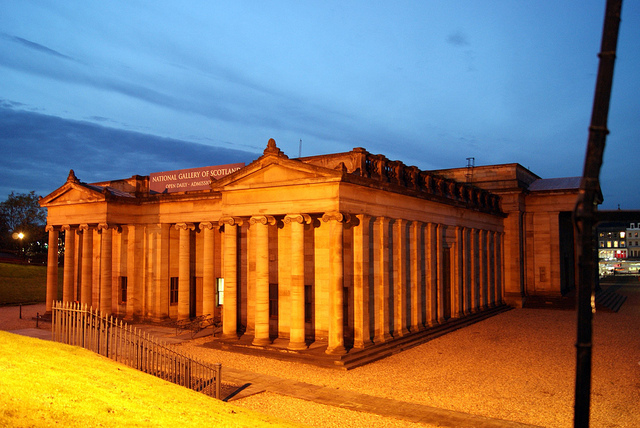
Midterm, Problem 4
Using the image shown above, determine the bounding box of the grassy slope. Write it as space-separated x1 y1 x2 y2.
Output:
0 262 63 305
0 331 301 427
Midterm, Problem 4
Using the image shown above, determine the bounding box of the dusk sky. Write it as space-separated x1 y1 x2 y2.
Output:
1 1 638 209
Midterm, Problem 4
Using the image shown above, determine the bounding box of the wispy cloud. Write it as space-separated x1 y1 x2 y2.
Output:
0 104 259 198
1 32 76 61
446 30 470 47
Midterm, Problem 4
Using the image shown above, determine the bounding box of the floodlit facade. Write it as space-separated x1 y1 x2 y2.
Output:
40 139 581 354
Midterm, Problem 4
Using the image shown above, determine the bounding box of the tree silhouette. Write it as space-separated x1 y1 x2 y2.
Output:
0 191 47 261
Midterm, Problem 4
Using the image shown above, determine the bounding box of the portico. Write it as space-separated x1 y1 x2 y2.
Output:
41 139 512 357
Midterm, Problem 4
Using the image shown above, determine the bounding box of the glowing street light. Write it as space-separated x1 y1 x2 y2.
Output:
12 232 26 260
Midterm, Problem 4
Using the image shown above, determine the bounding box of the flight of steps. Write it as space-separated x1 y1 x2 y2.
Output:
595 285 627 312
335 305 511 370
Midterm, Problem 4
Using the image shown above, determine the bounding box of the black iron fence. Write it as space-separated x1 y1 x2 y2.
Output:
51 301 221 399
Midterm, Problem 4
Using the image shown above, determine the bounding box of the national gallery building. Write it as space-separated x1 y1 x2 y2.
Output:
40 139 582 355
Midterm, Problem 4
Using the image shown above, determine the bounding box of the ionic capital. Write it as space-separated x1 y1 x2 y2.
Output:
249 215 276 226
174 222 196 231
199 221 220 231
61 224 73 232
97 223 109 231
97 223 121 233
78 224 92 232
45 225 58 233
284 213 312 225
219 216 244 227
322 212 351 224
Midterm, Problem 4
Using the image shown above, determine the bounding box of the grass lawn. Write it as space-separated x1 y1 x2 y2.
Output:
0 331 300 427
0 262 63 305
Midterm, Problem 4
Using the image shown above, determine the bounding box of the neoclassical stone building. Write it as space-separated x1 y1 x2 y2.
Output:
40 139 579 355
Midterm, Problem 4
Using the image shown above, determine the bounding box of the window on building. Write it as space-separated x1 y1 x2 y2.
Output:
269 283 278 319
599 241 605 248
607 241 612 248
620 232 626 238
216 278 224 306
170 277 179 305
614 241 618 248
120 276 128 304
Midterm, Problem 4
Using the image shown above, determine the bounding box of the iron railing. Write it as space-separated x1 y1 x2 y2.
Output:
51 301 222 399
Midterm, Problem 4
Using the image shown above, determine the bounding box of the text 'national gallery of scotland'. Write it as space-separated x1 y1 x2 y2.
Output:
40 139 583 360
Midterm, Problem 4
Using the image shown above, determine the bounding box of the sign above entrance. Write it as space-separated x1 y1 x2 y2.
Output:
149 163 244 194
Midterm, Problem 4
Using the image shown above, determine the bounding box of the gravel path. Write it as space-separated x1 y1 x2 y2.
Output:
175 286 640 427
3 286 639 427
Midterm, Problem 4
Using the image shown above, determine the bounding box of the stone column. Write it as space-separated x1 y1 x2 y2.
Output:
393 219 409 336
462 227 472 315
488 231 496 307
62 225 76 303
175 223 195 319
154 223 170 320
410 221 423 331
496 232 504 305
353 214 372 348
143 225 154 318
436 224 446 323
452 226 464 318
480 230 489 309
323 212 349 355
98 224 113 314
470 228 479 312
220 217 242 339
45 226 59 313
284 214 311 350
425 223 438 326
200 222 217 318
250 215 276 346
79 224 93 306
373 217 392 342
127 225 144 319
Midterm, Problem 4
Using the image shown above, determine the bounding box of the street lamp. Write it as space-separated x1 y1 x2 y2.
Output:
12 231 25 260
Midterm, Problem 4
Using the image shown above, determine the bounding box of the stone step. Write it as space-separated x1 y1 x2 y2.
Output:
205 305 512 370
336 305 511 370
595 286 627 312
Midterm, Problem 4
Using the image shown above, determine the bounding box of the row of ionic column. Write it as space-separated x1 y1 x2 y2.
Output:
44 215 503 356
218 212 502 355
351 216 503 349
45 222 207 320
462 226 504 315
219 213 348 354
45 223 116 314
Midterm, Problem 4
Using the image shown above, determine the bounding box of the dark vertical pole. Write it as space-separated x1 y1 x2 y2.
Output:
573 1 622 426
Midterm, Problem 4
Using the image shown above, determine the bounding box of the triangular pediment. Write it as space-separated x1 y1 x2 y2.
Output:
40 182 106 207
211 156 343 191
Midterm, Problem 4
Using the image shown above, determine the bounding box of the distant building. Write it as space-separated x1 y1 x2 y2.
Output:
39 139 584 356
598 222 628 260
626 222 640 259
